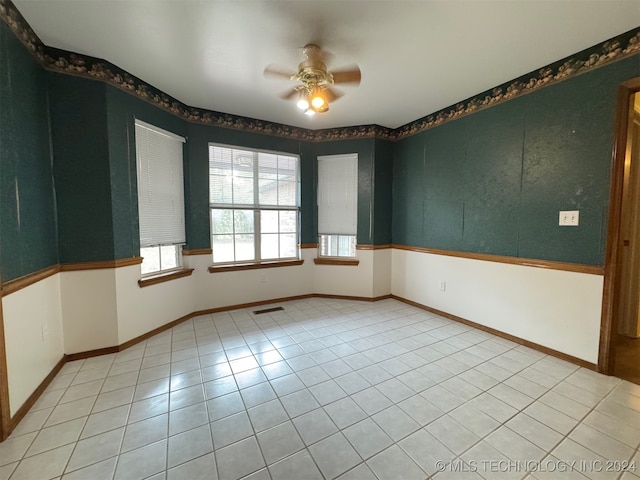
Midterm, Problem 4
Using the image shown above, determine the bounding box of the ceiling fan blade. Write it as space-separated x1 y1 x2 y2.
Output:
264 65 295 80
323 87 344 103
281 88 300 100
331 66 361 85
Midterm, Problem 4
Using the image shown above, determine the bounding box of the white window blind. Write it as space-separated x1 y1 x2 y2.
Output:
135 120 186 248
209 146 299 208
317 154 358 235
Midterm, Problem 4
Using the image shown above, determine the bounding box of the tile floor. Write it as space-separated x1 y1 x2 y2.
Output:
1 298 639 480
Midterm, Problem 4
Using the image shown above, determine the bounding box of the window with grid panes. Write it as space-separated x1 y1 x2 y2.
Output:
209 145 300 264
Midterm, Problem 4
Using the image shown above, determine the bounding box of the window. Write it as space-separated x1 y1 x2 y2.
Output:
135 120 186 275
317 154 358 257
319 234 357 257
209 144 300 264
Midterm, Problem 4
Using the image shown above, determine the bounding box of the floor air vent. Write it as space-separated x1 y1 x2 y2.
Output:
253 306 284 315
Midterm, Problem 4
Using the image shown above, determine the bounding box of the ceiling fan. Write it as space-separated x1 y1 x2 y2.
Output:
264 44 361 116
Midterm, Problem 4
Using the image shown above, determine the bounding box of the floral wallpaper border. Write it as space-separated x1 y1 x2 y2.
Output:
1 0 638 142
394 28 640 139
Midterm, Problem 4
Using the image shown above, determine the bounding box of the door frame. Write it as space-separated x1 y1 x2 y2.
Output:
599 77 640 374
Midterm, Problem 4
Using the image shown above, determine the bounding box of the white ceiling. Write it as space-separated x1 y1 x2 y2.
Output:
13 0 640 130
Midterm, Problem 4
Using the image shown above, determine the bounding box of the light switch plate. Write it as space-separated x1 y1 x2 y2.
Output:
559 210 579 226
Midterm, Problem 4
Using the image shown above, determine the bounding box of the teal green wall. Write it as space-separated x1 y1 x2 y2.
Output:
392 55 640 266
0 21 58 282
299 142 317 245
1 13 638 280
48 74 114 263
373 139 393 245
518 62 627 264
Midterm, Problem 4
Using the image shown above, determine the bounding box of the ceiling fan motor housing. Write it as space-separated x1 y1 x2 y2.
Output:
293 44 334 88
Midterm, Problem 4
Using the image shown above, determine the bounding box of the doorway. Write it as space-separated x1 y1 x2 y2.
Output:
613 91 640 383
601 79 640 384
0 283 8 441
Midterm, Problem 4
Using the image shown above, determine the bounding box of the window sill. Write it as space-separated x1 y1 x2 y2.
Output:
208 259 304 273
314 257 360 266
138 268 194 287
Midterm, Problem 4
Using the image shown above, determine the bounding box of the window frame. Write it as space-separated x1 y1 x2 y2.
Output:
318 234 357 258
208 143 301 266
139 244 183 277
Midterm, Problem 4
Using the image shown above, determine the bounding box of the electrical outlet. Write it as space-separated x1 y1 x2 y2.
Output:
41 324 49 342
259 272 267 284
559 210 579 226
439 281 446 292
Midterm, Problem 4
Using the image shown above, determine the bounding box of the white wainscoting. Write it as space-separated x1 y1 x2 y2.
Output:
2 274 64 416
60 268 119 354
3 246 604 418
391 248 604 363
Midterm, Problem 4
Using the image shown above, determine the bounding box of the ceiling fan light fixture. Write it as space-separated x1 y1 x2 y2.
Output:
314 102 329 113
304 107 316 116
296 91 309 110
309 85 327 110
310 94 325 109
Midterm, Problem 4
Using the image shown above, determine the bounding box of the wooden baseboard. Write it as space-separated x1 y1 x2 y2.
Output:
4 291 596 441
391 295 597 370
190 295 314 318
119 312 199 351
64 347 119 363
312 293 393 302
45 294 595 375
57 293 396 364
4 356 66 440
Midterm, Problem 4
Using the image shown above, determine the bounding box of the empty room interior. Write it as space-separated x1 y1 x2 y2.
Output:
1 0 640 479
